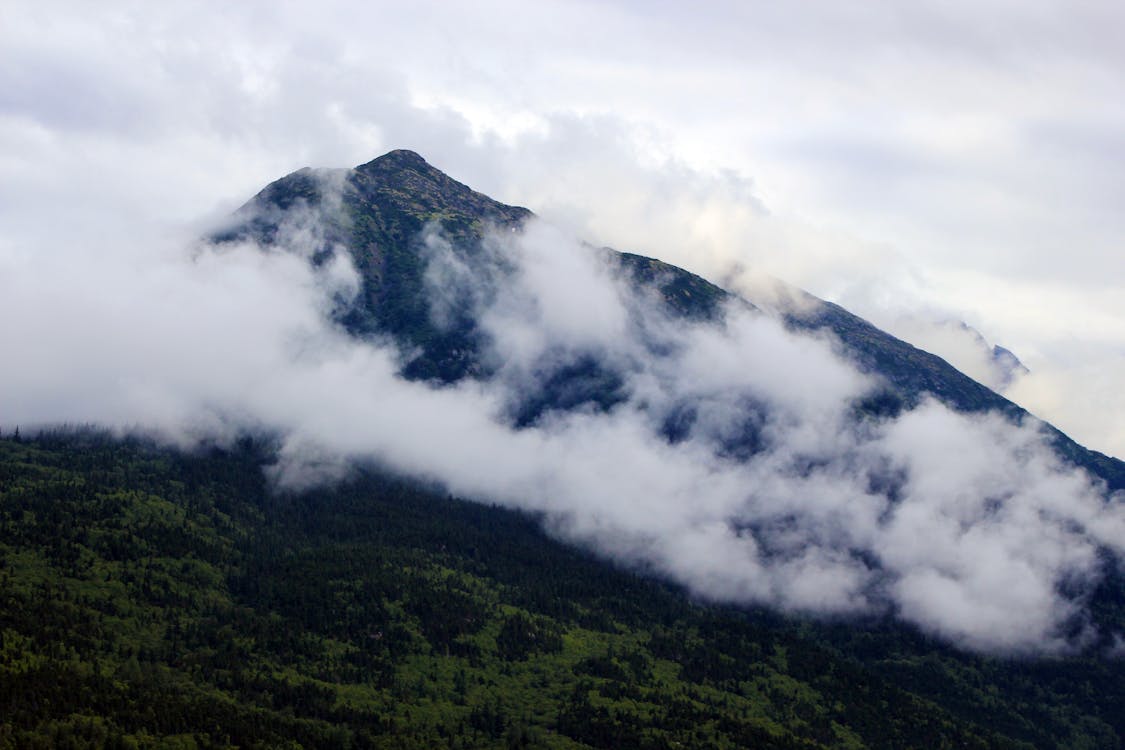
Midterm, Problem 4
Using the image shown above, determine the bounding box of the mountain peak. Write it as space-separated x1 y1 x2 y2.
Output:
348 149 533 232
355 148 432 174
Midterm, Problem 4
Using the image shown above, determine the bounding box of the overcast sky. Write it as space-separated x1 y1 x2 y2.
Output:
2 0 1123 458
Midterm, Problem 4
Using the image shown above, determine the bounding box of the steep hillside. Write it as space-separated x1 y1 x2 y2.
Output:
2 432 1124 749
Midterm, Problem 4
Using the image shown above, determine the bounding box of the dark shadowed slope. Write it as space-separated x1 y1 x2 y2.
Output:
3 431 1124 748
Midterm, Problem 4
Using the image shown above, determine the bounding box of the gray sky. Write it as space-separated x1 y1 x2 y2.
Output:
2 0 1123 457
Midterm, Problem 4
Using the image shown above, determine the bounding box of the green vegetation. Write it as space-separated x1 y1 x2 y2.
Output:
1 430 1123 748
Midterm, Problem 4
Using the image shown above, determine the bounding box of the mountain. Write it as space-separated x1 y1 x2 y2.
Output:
3 150 1125 748
216 149 1124 490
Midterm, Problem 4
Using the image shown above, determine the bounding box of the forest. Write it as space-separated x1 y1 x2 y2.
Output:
1 429 1123 749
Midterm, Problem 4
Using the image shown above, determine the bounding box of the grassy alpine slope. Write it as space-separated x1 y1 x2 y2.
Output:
2 431 1124 749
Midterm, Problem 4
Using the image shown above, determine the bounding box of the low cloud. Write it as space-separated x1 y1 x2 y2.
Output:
303 220 1125 654
1005 359 1125 464
7 191 1121 655
872 314 1027 392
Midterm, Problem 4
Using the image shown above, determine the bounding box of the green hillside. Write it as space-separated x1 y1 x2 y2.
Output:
2 431 1123 749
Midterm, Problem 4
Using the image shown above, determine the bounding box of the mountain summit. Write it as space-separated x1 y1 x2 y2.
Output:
353 149 531 222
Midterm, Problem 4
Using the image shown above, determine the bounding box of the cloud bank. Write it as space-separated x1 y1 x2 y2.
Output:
3 186 1121 655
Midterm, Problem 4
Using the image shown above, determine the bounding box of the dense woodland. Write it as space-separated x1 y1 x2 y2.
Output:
1 430 1123 748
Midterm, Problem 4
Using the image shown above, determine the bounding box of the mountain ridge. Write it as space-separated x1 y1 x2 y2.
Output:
217 149 1124 489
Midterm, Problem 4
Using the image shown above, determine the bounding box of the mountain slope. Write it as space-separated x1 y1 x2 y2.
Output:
216 149 1124 490
3 431 1124 749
